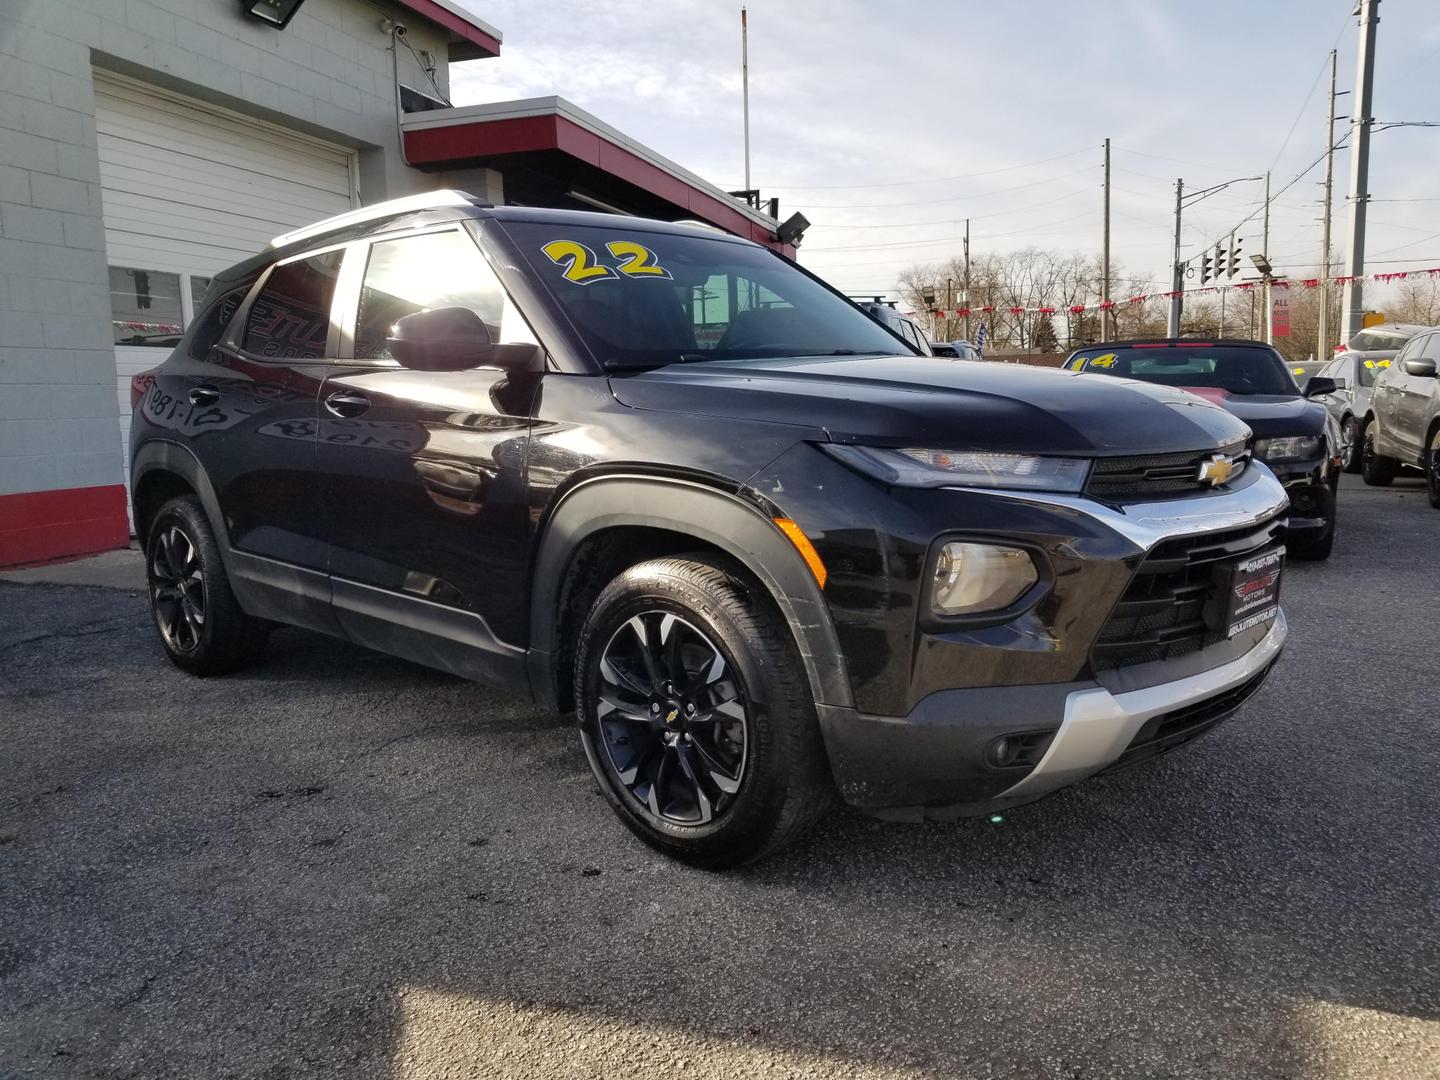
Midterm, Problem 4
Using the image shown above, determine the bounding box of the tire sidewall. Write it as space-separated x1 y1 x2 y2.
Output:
575 568 795 859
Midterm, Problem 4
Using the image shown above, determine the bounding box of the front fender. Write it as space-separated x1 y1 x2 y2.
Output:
526 474 852 712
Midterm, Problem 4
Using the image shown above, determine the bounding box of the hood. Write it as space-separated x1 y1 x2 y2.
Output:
609 355 1251 456
1170 387 1327 440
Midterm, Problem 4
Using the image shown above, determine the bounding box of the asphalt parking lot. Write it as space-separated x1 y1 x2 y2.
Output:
2 473 1438 1079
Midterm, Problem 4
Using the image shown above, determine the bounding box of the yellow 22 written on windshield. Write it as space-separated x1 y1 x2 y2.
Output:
541 239 673 284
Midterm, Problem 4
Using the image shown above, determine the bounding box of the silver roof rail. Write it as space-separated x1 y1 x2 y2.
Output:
269 189 481 248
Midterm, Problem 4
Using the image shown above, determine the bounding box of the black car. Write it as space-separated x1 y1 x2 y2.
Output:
130 193 1289 867
1063 340 1341 560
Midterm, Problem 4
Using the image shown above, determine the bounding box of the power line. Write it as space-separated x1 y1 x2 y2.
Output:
794 166 1093 210
809 188 1094 230
756 147 1092 190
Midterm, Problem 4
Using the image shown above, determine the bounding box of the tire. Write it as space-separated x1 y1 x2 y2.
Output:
1340 416 1363 474
573 554 835 868
1427 427 1440 510
145 495 268 675
1360 424 1398 486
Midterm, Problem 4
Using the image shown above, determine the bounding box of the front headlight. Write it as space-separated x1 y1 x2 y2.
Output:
931 542 1039 616
821 444 1091 493
1254 435 1322 462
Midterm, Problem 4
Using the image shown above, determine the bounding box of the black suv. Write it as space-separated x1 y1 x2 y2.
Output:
130 192 1290 867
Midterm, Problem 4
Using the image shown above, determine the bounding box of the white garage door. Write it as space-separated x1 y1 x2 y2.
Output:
95 71 356 515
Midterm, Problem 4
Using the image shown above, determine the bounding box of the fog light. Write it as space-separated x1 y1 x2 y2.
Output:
988 737 1015 767
932 542 1038 616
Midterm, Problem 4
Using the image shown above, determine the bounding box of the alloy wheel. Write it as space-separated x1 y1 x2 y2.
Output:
1341 419 1359 469
1430 430 1440 502
150 525 206 653
594 611 748 825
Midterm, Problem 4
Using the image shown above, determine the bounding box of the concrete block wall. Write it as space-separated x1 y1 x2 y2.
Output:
0 0 462 565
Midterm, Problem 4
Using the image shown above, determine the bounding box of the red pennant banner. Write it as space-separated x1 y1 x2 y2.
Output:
1008 306 1025 315
1099 300 1117 309
1037 306 1056 315
1068 304 1086 314
981 305 994 314
1300 278 1321 288
1374 272 1407 283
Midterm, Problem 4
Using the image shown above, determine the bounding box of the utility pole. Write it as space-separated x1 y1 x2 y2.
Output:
1342 0 1380 343
1102 138 1111 341
1319 48 1338 357
962 218 971 343
741 7 751 191
1168 178 1184 337
1263 170 1273 345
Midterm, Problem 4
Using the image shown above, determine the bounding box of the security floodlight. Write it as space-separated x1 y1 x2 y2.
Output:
1250 254 1273 277
776 212 810 247
241 0 307 29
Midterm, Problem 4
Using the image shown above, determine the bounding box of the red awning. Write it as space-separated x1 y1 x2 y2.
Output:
401 98 789 253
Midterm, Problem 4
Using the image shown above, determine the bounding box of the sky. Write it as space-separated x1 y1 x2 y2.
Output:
448 1 1440 304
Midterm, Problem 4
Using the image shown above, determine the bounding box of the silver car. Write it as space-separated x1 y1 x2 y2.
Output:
1311 349 1395 472
1363 327 1440 507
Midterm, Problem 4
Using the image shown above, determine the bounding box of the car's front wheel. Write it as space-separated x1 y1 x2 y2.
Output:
1340 416 1363 473
574 555 834 868
1360 425 1398 486
1427 428 1440 509
145 495 267 675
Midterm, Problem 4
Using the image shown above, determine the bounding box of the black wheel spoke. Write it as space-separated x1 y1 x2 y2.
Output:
673 742 714 824
688 730 742 796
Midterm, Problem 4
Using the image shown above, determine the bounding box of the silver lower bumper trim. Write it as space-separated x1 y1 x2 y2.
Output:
998 609 1288 800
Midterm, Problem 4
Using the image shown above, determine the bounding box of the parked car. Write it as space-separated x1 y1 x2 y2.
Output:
130 193 1289 867
1063 339 1341 560
931 340 981 360
1359 326 1440 507
1343 322 1426 360
1309 349 1393 472
858 301 934 355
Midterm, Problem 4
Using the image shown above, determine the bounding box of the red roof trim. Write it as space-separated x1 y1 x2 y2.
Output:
404 115 789 253
395 0 501 58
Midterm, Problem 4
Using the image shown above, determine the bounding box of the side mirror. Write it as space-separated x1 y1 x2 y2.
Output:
1403 357 1438 378
1302 376 1338 398
1331 376 1348 391
387 307 542 373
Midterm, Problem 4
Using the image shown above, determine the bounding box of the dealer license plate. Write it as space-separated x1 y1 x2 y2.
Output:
1207 547 1284 638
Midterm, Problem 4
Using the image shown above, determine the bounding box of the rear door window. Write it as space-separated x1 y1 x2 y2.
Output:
241 249 344 360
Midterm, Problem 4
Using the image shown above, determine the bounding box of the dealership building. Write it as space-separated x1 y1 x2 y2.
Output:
0 0 788 566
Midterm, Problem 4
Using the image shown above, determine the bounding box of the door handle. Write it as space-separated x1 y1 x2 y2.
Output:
324 390 371 418
188 386 220 407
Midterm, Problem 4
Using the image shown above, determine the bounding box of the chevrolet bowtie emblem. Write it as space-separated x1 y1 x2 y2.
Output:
665 708 679 725
1197 454 1235 486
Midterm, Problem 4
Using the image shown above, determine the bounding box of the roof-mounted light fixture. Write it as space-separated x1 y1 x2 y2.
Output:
241 0 307 30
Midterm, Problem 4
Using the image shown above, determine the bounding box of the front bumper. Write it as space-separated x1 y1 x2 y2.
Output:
818 611 1286 819
1267 454 1336 533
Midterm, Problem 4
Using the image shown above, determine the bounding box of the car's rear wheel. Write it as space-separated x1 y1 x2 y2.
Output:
1360 425 1398 486
145 496 267 675
1426 428 1440 509
574 555 834 868
1340 416 1362 473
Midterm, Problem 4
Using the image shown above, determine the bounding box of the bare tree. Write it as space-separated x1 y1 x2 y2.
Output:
1382 277 1440 326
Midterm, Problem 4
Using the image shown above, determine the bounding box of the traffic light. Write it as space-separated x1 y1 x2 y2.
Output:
1200 250 1213 284
1227 235 1242 278
1214 243 1225 283
921 286 936 309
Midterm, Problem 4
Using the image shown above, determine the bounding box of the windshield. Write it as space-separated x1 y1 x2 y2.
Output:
1065 345 1297 395
500 221 915 369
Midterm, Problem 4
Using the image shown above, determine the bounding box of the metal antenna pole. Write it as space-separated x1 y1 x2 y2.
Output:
1102 138 1111 341
963 218 971 343
1342 0 1380 342
1319 48 1338 357
741 7 751 191
1168 178 1184 337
